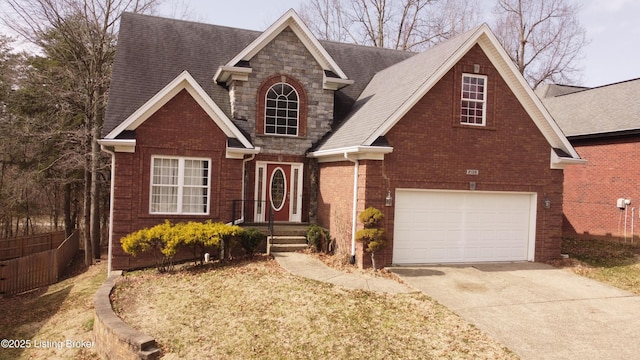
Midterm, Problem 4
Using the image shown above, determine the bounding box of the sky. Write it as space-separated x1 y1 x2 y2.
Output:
1 0 638 88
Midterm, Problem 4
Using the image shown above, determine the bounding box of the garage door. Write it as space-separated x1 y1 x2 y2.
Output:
393 190 536 264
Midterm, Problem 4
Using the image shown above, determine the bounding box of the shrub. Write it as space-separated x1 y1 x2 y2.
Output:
307 224 332 253
358 207 384 228
121 220 176 272
355 207 387 270
240 228 264 257
120 221 242 271
355 228 387 253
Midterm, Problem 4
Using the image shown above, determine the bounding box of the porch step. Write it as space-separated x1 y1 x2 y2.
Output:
270 235 308 244
268 235 308 254
244 223 310 237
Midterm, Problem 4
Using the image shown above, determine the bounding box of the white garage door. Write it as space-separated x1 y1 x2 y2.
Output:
393 190 536 264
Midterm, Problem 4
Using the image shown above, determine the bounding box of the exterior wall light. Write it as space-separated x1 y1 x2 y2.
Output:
385 191 393 207
543 197 551 209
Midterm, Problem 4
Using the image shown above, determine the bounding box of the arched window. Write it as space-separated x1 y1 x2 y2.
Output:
265 83 299 136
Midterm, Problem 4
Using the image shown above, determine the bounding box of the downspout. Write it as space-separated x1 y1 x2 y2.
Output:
238 153 257 224
100 145 116 278
344 153 359 264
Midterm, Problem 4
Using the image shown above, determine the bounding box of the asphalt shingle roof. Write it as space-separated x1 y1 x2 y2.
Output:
540 79 640 137
103 12 413 138
314 26 480 151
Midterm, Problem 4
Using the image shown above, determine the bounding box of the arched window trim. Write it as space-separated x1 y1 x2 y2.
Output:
264 82 300 136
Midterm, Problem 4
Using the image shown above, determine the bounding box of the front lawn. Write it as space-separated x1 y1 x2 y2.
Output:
111 256 516 359
559 238 640 295
0 253 106 360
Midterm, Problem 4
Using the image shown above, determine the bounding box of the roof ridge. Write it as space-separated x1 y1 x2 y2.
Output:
122 11 262 34
554 77 640 97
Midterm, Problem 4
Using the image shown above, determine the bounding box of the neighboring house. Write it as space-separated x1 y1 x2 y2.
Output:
539 79 640 241
100 10 582 270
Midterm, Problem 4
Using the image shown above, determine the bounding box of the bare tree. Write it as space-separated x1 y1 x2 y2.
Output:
299 0 480 51
299 0 353 43
1 0 162 265
492 0 588 89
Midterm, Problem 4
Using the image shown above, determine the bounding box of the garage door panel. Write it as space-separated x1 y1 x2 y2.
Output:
393 190 535 264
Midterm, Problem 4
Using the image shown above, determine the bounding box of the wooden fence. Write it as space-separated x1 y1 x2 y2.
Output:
0 231 79 296
0 231 66 261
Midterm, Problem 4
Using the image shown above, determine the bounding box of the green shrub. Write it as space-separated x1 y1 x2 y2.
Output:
120 220 175 272
240 228 264 257
307 224 332 253
120 221 242 271
358 207 384 228
355 228 387 253
355 207 387 270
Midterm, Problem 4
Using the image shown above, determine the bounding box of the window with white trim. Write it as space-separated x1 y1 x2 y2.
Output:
150 156 210 215
265 83 299 136
460 74 487 126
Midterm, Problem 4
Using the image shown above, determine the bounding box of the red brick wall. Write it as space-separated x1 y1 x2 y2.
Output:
318 162 355 256
327 44 565 268
563 137 640 240
111 89 244 270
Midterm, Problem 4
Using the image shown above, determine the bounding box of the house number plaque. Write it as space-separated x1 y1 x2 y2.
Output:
466 169 479 175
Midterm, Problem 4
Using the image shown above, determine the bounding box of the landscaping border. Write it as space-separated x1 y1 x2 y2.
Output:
93 271 160 360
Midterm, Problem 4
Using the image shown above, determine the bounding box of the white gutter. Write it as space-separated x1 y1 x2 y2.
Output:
236 151 258 224
308 145 393 159
344 153 359 264
100 144 116 278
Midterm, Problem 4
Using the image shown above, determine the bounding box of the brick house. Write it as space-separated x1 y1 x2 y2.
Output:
100 10 582 270
539 79 640 241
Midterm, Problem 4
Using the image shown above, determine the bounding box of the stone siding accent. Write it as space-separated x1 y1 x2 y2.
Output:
228 28 334 155
94 271 160 360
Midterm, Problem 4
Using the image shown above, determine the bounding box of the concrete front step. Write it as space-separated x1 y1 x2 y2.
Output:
243 223 309 237
269 235 307 244
267 235 308 254
269 243 309 253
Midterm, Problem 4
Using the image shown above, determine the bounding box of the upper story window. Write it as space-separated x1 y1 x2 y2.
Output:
460 74 487 126
265 83 299 136
150 156 210 215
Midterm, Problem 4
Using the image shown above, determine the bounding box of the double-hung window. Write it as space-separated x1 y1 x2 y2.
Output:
265 83 299 136
460 74 487 126
150 156 210 215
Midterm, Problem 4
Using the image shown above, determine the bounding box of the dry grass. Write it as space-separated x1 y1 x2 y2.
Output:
0 252 106 360
112 255 516 360
552 238 640 295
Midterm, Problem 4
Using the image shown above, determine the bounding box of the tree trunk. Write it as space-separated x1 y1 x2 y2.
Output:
91 143 101 259
371 251 377 271
64 182 73 238
83 166 93 266
91 180 100 259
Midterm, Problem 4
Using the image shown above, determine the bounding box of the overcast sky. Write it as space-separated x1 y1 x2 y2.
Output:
1 0 637 88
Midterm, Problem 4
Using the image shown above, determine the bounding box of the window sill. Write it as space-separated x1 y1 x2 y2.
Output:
141 213 213 219
257 134 307 139
453 123 497 131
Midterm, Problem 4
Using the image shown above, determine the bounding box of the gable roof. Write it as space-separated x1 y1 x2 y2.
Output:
105 12 580 166
540 78 640 138
311 24 581 163
214 9 349 83
103 70 254 149
103 12 412 138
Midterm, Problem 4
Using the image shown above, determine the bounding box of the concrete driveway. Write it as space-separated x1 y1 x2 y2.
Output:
389 262 640 360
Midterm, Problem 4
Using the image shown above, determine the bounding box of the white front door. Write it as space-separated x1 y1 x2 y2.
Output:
255 162 303 222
